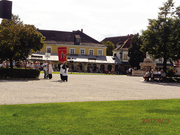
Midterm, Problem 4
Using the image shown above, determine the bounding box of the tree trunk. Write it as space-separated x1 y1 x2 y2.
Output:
163 41 167 73
9 57 13 69
163 55 167 73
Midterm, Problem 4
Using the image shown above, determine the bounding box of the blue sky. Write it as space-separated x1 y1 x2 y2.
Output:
1 0 180 41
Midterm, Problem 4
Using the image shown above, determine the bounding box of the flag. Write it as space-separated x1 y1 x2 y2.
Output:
58 47 67 62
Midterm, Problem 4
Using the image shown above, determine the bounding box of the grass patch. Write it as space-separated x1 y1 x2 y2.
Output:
0 99 180 134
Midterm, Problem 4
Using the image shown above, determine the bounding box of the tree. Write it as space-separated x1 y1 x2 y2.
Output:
141 0 180 72
102 41 115 56
0 15 45 69
128 33 146 69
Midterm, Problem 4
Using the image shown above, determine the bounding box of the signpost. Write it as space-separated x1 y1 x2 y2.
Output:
45 53 51 60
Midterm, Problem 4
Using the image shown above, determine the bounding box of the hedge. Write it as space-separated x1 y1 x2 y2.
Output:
0 68 40 79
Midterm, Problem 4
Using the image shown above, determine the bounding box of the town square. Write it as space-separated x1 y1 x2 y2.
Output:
1 73 180 105
1 0 180 134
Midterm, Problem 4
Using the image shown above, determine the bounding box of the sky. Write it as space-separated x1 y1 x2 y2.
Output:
1 0 180 41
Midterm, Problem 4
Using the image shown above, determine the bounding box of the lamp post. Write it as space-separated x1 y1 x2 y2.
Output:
70 57 74 74
45 53 51 61
119 51 122 61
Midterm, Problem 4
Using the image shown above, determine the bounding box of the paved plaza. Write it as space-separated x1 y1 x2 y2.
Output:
0 74 180 105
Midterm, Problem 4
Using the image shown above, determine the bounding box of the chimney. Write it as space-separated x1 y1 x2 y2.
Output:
81 29 83 33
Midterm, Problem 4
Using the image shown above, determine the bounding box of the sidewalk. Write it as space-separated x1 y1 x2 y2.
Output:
0 74 180 105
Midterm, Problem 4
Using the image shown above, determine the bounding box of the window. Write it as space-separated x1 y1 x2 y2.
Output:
46 46 52 53
75 35 81 45
76 38 80 43
124 54 128 60
89 49 94 55
70 48 75 54
47 48 51 53
98 49 103 56
80 48 85 55
159 58 163 62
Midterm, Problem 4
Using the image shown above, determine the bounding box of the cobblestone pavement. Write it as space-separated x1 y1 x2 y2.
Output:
0 74 180 105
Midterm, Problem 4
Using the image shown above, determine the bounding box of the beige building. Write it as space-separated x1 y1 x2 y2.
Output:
102 34 173 72
102 35 133 73
29 29 121 73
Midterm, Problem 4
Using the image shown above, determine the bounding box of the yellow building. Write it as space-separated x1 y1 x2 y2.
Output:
29 29 121 73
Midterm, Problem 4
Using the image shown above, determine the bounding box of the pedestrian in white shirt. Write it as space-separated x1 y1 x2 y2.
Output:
48 61 53 79
62 61 69 82
43 60 48 78
59 63 63 81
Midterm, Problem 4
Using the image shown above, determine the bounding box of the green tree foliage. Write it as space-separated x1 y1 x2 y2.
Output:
0 15 45 68
102 41 115 56
128 33 146 69
141 0 180 72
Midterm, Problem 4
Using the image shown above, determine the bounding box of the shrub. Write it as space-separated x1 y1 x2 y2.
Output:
0 68 40 78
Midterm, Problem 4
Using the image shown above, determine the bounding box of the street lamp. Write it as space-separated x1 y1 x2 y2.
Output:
70 57 74 74
119 51 122 61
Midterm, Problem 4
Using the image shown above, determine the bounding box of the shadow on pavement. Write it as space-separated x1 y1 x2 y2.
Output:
142 80 180 87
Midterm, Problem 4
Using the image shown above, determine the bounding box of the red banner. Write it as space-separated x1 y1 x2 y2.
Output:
58 47 67 62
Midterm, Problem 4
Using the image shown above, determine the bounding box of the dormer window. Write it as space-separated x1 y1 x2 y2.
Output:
76 38 80 43
74 35 81 45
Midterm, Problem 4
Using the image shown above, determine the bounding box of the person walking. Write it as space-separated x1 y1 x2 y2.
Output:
62 61 69 82
43 60 48 79
59 63 63 81
48 61 53 79
128 67 133 76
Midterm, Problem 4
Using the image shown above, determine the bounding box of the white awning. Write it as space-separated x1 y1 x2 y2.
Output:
29 53 122 64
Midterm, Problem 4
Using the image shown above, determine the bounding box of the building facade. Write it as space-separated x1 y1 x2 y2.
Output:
29 29 121 73
102 34 173 72
102 35 133 72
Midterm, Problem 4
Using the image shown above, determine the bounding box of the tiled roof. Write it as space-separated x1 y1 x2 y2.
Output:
38 29 106 47
114 38 132 51
102 34 134 49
